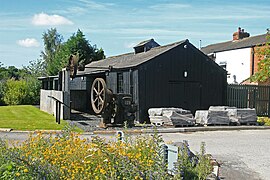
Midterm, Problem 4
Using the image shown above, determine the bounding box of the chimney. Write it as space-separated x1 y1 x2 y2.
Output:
233 27 250 40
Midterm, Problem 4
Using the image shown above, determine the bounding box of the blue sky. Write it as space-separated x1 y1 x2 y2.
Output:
0 0 269 68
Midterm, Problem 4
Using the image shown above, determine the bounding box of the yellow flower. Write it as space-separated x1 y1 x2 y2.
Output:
15 172 20 176
135 176 143 180
100 168 106 174
23 168 29 173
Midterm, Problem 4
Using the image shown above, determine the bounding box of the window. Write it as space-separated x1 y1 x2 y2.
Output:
117 73 124 93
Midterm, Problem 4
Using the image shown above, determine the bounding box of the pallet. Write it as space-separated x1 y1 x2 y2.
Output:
240 122 258 126
151 122 164 127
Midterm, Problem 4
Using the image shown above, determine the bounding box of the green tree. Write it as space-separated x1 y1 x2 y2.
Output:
41 28 63 75
252 30 270 82
41 29 105 75
23 58 46 78
55 29 105 72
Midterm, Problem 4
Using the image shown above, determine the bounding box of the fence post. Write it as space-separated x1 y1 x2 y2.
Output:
55 101 58 124
55 101 61 124
57 101 61 124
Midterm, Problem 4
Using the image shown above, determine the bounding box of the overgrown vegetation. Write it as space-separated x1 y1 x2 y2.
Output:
0 128 212 179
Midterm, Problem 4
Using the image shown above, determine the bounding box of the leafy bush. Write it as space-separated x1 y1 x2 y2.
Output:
257 117 270 126
0 129 212 179
0 81 5 105
173 142 212 180
2 78 40 105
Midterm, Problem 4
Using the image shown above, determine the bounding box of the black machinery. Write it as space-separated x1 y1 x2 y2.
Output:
68 54 137 128
90 78 137 128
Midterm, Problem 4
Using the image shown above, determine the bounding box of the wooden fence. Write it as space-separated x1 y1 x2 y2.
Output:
227 84 270 117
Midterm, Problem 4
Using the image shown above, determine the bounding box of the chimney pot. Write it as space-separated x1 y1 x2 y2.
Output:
233 27 250 40
238 27 241 32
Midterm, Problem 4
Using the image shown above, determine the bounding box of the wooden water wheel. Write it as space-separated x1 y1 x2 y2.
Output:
91 78 108 114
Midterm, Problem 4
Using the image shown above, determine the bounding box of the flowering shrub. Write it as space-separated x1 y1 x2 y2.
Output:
257 117 270 126
0 128 212 179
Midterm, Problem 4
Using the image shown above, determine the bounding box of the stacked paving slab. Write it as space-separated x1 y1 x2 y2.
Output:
195 106 257 126
148 108 195 127
149 106 258 127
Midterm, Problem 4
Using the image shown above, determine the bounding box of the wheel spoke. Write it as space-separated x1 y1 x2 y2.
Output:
93 87 98 95
99 88 104 95
98 81 100 92
99 96 104 103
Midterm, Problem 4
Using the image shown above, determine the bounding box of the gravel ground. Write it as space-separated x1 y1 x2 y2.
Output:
67 111 154 132
160 130 270 180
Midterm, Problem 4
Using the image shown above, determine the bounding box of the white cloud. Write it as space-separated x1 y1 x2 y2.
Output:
17 38 40 47
32 13 73 26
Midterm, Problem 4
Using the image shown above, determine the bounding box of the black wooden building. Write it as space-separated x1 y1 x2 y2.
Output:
71 39 227 123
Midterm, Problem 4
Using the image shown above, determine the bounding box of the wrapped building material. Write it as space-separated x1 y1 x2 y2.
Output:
208 110 230 125
237 108 257 124
195 110 209 125
148 108 195 127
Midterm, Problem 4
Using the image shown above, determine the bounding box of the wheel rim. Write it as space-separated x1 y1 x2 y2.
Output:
91 78 107 114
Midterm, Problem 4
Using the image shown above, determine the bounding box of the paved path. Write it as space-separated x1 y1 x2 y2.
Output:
160 130 270 180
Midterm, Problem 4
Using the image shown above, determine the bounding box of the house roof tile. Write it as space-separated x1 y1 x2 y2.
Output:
201 34 267 54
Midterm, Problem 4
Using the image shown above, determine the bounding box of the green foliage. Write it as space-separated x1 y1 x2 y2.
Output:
0 138 60 179
0 130 212 179
60 29 105 66
41 28 63 75
42 28 105 75
2 78 40 105
0 62 41 106
195 142 213 180
257 117 270 126
174 142 212 180
23 58 46 78
251 30 270 82
3 79 28 105
0 81 5 105
0 64 28 81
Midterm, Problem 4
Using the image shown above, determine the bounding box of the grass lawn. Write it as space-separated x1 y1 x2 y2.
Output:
0 105 80 131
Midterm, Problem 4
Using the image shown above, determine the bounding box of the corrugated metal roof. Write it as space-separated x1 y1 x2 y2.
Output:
201 34 267 54
77 39 187 75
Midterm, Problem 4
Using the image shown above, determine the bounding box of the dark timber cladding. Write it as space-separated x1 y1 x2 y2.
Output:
76 39 227 123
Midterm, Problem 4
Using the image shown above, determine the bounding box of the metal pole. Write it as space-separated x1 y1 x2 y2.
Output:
55 101 58 123
58 101 61 124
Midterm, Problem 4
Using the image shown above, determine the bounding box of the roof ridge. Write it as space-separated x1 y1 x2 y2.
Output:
104 39 186 59
149 39 187 50
202 33 267 49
